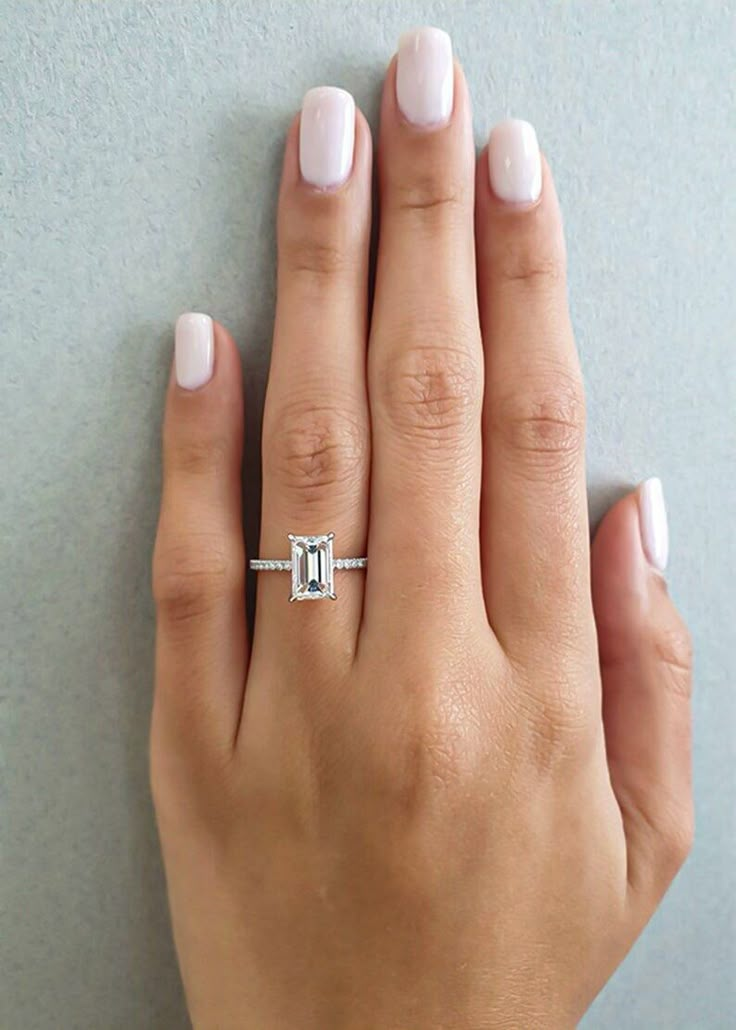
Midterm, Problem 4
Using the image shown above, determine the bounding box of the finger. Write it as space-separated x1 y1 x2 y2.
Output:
366 31 484 624
253 89 371 662
152 316 246 758
592 480 693 913
476 122 593 657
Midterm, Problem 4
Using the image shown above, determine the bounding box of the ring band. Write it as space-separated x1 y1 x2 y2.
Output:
249 532 366 602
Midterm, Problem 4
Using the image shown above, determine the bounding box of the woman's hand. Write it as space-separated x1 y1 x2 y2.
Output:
151 29 692 1029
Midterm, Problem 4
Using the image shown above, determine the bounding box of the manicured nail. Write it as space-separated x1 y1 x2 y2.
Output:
488 119 542 204
638 477 669 573
175 312 214 390
396 27 453 127
299 87 355 189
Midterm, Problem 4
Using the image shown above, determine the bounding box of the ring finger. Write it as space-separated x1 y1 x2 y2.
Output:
251 88 372 668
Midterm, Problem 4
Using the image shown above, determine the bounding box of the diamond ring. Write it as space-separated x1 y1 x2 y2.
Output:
249 533 367 602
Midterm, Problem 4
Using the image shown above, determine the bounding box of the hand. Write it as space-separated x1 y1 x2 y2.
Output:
151 29 692 1029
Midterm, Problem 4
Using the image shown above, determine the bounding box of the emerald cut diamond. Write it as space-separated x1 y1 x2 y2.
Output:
289 533 336 601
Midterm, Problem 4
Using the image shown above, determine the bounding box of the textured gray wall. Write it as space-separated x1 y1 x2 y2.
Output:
1 2 734 1027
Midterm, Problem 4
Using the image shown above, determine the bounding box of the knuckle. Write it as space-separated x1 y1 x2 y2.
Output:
654 622 694 694
282 234 355 281
150 734 235 822
379 344 480 444
655 802 694 878
372 665 483 813
624 793 693 897
501 652 599 775
495 242 565 289
166 431 231 479
392 171 468 220
280 200 360 284
402 720 466 802
523 681 595 772
670 807 695 866
152 536 243 623
492 370 586 467
265 401 367 503
384 715 468 815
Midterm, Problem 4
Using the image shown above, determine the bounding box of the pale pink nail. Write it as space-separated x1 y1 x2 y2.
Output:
396 27 453 127
488 119 542 204
638 477 669 573
299 87 355 189
175 313 214 391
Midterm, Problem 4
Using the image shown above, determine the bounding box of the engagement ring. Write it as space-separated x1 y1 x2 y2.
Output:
250 533 367 602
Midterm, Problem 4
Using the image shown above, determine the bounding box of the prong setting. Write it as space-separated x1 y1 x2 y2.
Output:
289 533 335 602
249 533 367 601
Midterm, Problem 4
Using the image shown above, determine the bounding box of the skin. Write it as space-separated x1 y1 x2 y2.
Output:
151 57 693 1029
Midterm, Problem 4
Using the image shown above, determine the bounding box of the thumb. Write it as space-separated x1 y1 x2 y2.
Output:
592 479 693 918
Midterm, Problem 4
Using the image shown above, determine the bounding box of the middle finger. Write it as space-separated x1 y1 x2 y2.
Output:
366 30 484 625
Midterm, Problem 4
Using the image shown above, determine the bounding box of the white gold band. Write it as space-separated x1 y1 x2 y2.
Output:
250 557 367 572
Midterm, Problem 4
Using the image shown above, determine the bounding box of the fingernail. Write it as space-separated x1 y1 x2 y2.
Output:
299 86 355 189
488 118 542 204
638 477 669 573
175 312 214 390
396 27 453 127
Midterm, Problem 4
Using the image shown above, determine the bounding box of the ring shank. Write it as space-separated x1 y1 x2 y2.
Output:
249 557 367 571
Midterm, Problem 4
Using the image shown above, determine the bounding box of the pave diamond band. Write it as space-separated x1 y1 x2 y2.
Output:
249 557 367 572
249 559 293 572
333 557 368 570
249 532 367 602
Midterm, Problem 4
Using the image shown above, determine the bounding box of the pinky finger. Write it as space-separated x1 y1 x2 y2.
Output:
152 315 247 771
592 479 693 912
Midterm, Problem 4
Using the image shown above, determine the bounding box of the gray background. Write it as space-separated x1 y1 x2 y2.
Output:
1 1 734 1027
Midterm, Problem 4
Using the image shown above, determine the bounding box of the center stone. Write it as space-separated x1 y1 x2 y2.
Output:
289 533 336 601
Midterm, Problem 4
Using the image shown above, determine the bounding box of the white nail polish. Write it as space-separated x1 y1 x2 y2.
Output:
175 312 214 390
487 118 542 204
396 27 454 127
299 87 355 189
638 477 669 573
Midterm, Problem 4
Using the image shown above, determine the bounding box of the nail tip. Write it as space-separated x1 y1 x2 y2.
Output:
299 85 356 189
641 475 663 492
174 312 214 391
302 85 355 107
638 477 669 573
489 117 539 145
399 26 452 48
487 118 542 205
396 26 454 127
176 311 212 330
